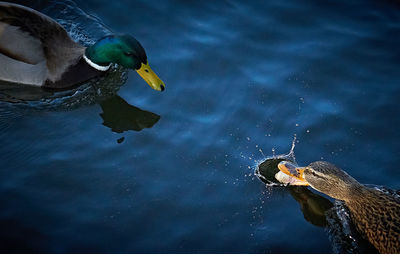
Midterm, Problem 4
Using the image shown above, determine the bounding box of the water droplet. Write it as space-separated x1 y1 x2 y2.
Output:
259 148 266 157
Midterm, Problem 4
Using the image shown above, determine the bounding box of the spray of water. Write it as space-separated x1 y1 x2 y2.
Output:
253 134 298 186
287 134 297 162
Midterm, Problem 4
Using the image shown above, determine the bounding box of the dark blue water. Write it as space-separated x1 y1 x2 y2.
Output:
1 0 400 253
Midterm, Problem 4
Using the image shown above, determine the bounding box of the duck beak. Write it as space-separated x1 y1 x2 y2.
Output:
278 161 309 186
136 62 165 92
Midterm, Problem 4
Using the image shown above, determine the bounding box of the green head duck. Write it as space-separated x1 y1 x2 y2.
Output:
85 35 165 91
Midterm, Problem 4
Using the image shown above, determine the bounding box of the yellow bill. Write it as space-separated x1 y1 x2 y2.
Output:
136 62 165 92
278 161 308 185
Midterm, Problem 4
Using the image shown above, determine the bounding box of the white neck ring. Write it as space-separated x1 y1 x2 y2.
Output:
83 54 111 71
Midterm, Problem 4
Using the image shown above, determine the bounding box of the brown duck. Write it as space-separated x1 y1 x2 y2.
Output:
278 161 400 254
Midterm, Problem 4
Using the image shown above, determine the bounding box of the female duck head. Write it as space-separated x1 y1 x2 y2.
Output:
85 34 165 91
278 161 362 201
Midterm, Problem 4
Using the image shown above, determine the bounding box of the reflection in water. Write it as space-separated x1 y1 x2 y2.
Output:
0 82 53 103
288 186 333 227
0 79 159 134
99 95 160 133
0 84 160 134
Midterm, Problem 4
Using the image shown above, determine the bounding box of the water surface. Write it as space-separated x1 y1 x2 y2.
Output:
1 0 400 253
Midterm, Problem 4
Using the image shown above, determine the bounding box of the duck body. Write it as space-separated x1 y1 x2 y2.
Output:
278 161 400 254
346 185 400 254
0 2 90 88
0 2 165 90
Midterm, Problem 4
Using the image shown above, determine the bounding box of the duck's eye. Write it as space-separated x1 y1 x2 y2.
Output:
305 168 316 176
124 52 133 57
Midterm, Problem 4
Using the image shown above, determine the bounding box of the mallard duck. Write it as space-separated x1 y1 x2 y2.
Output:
278 161 400 254
0 2 165 90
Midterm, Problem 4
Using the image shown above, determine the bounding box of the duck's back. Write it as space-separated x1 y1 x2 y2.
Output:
0 2 85 86
348 188 400 254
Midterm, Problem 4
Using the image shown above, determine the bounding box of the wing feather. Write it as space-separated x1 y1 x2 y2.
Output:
0 2 85 83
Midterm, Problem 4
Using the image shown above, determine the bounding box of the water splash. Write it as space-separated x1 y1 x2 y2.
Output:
326 202 360 254
271 147 276 157
288 134 297 161
254 135 297 186
258 148 266 158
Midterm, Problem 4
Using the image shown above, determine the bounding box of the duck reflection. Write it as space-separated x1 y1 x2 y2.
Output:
0 82 160 133
256 157 333 227
287 186 333 227
99 95 160 133
0 81 53 102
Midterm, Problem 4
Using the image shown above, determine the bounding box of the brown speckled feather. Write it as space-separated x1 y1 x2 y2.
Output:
347 188 400 254
306 162 400 254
